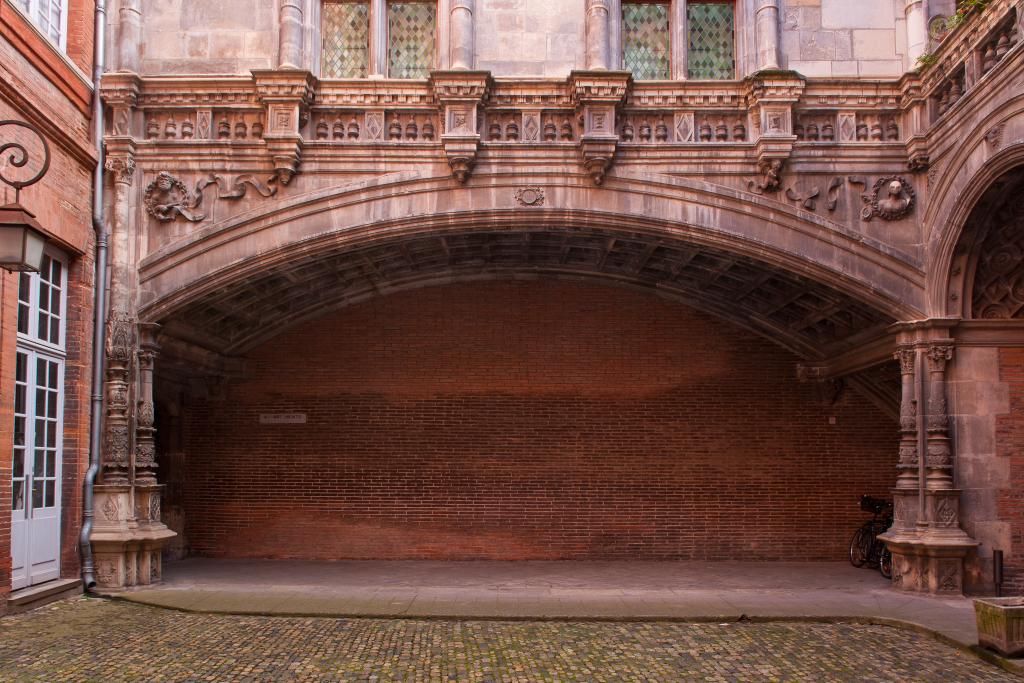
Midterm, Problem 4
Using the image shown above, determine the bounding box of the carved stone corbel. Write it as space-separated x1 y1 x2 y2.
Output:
431 70 491 183
746 72 803 194
252 69 316 184
570 70 630 185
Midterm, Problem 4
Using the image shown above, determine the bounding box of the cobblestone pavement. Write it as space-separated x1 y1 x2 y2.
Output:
0 597 1016 682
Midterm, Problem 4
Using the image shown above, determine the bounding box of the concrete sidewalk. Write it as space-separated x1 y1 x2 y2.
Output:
111 559 982 645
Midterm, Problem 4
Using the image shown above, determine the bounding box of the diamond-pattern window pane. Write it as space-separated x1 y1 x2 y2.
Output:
388 2 436 79
622 3 670 80
322 1 370 78
687 1 735 80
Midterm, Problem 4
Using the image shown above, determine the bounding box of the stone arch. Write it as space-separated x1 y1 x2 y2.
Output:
925 94 1024 316
139 172 923 359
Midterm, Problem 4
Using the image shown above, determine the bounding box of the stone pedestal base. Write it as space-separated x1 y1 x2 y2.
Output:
91 484 177 590
882 536 979 595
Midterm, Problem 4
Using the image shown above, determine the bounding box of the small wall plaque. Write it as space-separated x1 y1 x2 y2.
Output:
259 413 307 425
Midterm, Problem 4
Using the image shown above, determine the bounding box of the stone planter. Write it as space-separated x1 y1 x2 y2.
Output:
975 597 1024 657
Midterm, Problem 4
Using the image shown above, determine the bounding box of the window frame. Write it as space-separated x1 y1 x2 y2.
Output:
620 0 739 81
319 0 439 79
12 0 70 52
321 0 372 78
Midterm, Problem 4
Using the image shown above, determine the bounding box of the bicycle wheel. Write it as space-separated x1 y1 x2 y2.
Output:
879 546 893 579
849 526 870 567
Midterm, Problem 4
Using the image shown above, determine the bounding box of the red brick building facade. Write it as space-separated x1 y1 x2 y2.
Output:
3 0 1024 614
0 0 96 614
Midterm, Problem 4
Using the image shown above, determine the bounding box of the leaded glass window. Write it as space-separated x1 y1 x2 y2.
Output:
322 1 370 78
622 3 671 80
687 1 735 80
387 2 436 79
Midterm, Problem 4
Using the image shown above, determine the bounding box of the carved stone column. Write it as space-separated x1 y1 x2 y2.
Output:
449 0 475 70
925 343 955 490
101 145 137 487
117 0 142 73
585 0 611 70
278 0 305 69
893 345 920 532
904 0 929 65
134 324 160 486
755 0 781 71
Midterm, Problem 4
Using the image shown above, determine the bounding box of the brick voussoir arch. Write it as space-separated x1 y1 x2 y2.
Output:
140 171 924 319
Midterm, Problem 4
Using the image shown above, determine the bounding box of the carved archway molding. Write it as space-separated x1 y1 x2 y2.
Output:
138 171 925 331
925 99 1024 317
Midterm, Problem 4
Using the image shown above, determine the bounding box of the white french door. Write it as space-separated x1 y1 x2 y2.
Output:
10 254 66 590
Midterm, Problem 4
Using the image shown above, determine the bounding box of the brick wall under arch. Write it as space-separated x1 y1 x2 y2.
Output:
171 279 897 561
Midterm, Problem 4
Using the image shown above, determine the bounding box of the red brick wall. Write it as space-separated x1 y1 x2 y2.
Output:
0 271 18 614
997 347 1024 593
176 280 898 561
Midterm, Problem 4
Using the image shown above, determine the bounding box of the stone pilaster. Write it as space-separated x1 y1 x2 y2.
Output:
884 333 978 595
585 0 611 70
278 0 304 69
904 0 929 65
117 0 142 73
449 0 475 70
755 0 781 71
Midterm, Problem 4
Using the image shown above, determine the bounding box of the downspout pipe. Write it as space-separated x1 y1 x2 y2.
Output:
81 0 108 590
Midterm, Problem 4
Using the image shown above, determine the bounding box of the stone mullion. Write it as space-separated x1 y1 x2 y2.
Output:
369 0 388 77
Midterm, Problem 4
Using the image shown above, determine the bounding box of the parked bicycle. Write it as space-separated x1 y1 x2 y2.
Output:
849 495 893 579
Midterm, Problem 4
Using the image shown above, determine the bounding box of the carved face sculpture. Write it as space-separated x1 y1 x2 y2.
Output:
888 179 903 198
156 173 174 193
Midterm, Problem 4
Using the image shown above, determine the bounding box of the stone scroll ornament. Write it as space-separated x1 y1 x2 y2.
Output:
861 175 916 222
144 172 278 223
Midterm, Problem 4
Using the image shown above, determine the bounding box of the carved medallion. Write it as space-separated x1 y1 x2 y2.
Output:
861 176 915 221
144 172 205 223
102 497 119 522
515 187 545 207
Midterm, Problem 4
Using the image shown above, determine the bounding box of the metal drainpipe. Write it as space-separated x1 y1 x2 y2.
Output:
81 0 109 590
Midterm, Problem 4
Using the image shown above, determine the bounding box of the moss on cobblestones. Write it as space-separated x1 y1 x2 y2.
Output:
0 597 1015 682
